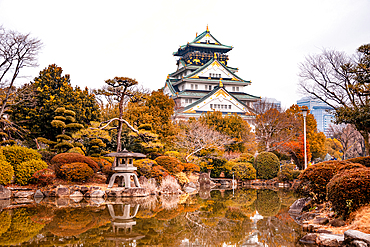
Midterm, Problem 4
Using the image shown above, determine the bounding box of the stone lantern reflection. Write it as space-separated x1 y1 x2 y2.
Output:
105 149 146 189
104 202 145 243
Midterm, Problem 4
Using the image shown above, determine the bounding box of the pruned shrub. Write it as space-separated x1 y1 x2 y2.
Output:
134 158 158 178
14 159 48 185
60 162 94 182
297 160 353 201
0 160 13 185
254 152 280 179
232 162 256 180
327 168 370 217
2 145 42 168
151 165 169 184
277 164 298 183
51 153 99 177
90 157 111 171
235 153 255 163
37 150 56 164
31 168 56 186
255 189 281 217
67 147 85 155
182 162 200 175
347 156 370 167
154 156 184 175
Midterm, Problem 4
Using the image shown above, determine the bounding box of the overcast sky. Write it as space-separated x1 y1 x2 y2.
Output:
0 0 369 108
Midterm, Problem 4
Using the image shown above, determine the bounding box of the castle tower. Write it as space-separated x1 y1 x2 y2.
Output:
163 27 260 120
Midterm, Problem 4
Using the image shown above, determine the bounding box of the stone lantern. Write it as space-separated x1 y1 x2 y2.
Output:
105 149 146 189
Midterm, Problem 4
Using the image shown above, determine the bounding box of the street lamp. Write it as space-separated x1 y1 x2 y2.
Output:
301 108 308 170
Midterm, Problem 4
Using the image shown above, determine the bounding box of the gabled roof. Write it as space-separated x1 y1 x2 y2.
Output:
182 85 255 115
183 57 250 83
173 28 232 56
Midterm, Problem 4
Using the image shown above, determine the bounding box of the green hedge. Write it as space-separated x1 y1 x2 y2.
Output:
232 162 256 180
2 145 42 168
254 152 280 179
14 159 48 185
0 160 13 185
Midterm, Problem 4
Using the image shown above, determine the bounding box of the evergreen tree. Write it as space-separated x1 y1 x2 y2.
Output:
10 64 100 144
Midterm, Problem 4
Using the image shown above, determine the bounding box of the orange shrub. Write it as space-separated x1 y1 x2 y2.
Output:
347 156 370 167
182 162 200 174
51 153 99 177
154 156 184 175
60 162 94 182
151 165 169 184
297 160 353 201
327 168 370 217
32 168 56 186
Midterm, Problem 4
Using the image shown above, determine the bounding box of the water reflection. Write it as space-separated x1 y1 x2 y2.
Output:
0 188 303 246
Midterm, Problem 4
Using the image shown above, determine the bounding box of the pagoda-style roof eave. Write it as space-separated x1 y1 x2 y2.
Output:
182 57 250 83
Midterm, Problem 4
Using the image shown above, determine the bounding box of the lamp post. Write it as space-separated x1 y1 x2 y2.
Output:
301 108 308 170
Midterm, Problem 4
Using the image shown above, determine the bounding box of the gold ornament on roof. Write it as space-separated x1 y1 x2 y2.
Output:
207 24 209 32
214 53 217 59
219 78 223 87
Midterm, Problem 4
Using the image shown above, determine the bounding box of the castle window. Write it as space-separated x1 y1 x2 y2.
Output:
195 84 198 90
210 104 213 109
236 87 239 92
191 84 194 89
189 99 192 103
232 86 235 91
209 85 212 90
185 99 188 103
182 85 184 91
229 105 231 109
205 85 207 90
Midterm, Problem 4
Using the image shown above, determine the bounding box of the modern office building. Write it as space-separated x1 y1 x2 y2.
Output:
297 97 334 135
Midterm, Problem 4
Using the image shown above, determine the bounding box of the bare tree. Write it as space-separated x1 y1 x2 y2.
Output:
255 106 298 152
328 124 365 159
175 121 233 162
299 45 370 154
0 26 42 118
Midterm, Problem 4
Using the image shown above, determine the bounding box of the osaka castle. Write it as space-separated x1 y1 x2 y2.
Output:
163 26 260 121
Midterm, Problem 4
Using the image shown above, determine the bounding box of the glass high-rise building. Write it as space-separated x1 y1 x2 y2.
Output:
297 97 334 136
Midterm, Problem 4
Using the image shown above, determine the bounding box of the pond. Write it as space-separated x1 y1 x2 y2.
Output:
0 188 304 246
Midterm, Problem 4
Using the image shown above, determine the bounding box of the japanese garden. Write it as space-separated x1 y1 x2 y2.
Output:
0 25 369 246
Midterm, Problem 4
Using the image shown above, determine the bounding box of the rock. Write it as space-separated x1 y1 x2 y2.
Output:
0 199 10 210
106 189 122 197
80 186 89 194
352 240 368 247
0 185 11 200
344 230 370 246
120 188 148 197
313 217 329 225
56 187 70 197
90 190 105 198
317 233 344 246
43 189 56 197
329 218 346 227
300 233 318 244
198 173 211 187
316 229 334 234
70 191 84 198
14 191 34 198
14 198 34 204
289 197 312 214
89 186 101 192
184 186 197 193
56 198 69 207
34 190 44 198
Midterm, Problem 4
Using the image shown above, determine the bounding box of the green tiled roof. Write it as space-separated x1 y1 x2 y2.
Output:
173 30 232 56
183 57 250 83
182 86 249 112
